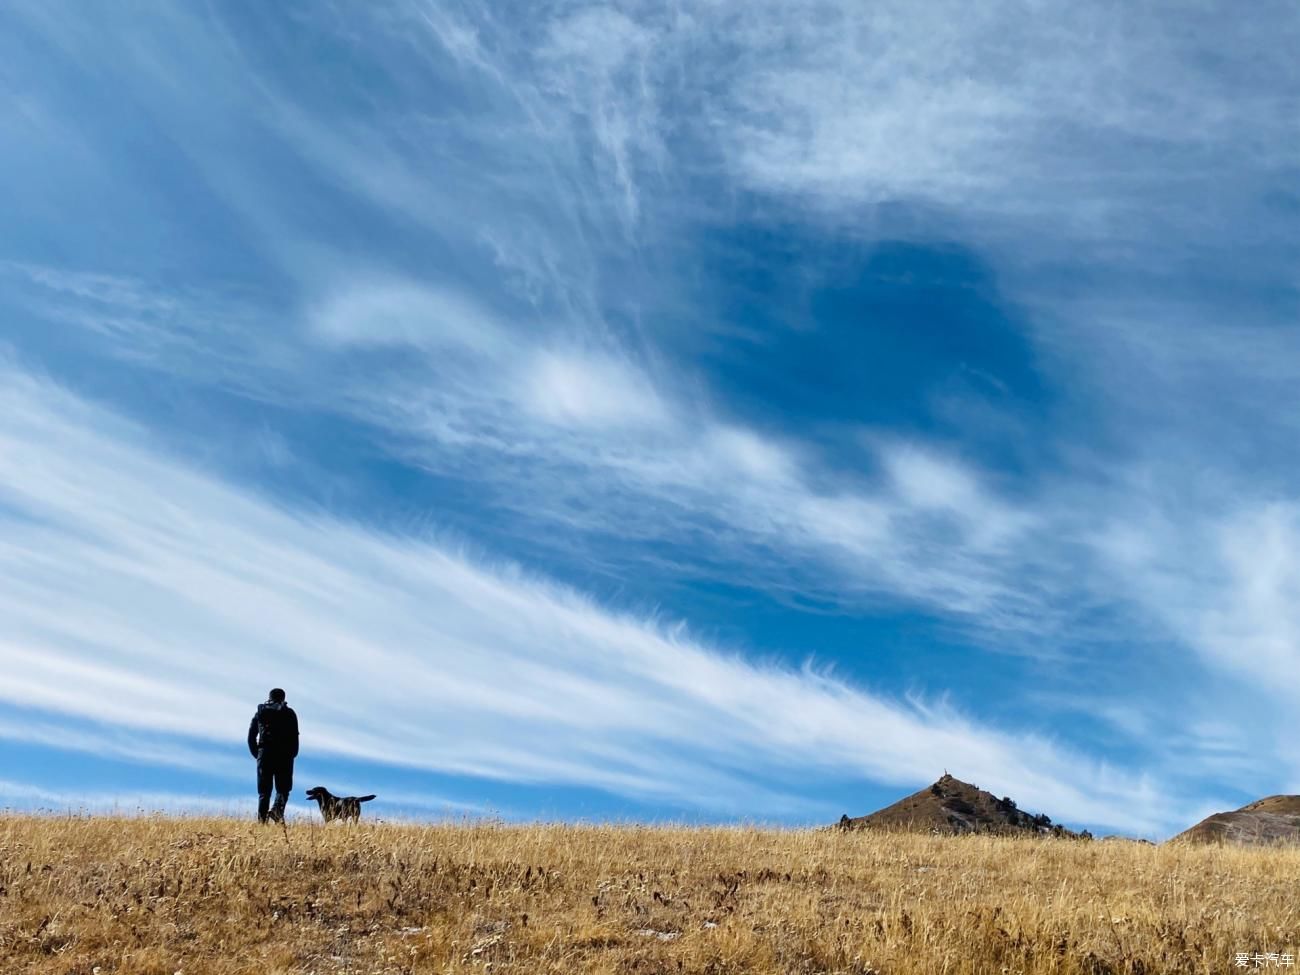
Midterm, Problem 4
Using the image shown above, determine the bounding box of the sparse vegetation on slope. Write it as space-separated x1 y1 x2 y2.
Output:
2 814 1297 974
837 773 1087 838
1173 795 1300 846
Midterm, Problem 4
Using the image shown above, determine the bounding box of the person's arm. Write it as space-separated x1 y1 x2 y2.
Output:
289 708 300 759
247 714 259 757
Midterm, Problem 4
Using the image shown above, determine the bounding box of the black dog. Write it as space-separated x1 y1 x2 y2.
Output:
305 786 377 822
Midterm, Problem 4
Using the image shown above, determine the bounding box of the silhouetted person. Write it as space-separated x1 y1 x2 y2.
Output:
247 688 299 823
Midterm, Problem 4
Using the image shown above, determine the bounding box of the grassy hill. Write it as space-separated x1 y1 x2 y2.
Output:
2 814 1298 973
836 773 1085 837
1173 794 1300 845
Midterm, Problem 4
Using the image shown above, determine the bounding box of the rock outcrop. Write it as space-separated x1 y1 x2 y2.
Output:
1172 795 1300 845
836 773 1087 838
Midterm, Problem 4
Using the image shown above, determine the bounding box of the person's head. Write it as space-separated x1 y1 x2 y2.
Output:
268 688 286 703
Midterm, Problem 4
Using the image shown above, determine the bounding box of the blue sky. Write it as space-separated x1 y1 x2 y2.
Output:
2 1 1298 838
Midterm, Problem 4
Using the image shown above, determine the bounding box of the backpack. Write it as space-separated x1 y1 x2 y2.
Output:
256 703 291 751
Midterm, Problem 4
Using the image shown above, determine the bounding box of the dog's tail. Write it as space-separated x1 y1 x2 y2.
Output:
358 795 377 802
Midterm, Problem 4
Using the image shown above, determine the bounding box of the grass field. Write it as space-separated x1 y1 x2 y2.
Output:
2 815 1297 974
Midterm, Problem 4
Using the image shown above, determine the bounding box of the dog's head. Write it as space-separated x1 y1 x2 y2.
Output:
304 786 329 801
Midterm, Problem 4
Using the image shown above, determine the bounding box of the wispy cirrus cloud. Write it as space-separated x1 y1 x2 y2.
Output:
0 713 245 779
0 779 256 817
3 0 1299 835
9 263 1051 629
705 0 1300 252
0 363 1187 832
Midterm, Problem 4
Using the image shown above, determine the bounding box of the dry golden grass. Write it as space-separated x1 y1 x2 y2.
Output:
2 815 1298 974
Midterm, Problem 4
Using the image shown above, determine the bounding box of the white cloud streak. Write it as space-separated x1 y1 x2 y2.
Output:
0 779 256 817
704 0 1300 251
11 263 1052 629
0 364 1181 832
4 0 1299 833
0 715 244 779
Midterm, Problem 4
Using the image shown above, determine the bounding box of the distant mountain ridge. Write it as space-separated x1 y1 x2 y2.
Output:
837 773 1088 838
1172 795 1300 845
834 774 1300 845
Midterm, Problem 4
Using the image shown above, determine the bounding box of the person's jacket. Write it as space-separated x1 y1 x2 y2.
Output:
247 700 299 759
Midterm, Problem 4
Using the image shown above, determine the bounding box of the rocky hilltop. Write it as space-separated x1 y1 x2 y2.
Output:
836 773 1086 838
1172 794 1300 845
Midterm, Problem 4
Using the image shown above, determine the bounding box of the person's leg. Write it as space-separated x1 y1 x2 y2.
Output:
270 758 293 822
256 756 273 823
